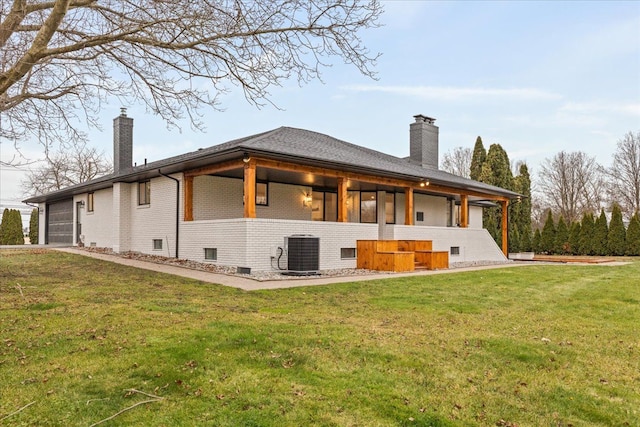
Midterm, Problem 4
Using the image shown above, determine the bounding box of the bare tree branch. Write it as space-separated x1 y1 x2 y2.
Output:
0 0 382 161
604 130 640 219
21 140 111 196
537 151 604 223
440 146 471 178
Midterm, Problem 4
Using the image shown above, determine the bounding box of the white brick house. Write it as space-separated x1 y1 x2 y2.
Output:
26 113 521 273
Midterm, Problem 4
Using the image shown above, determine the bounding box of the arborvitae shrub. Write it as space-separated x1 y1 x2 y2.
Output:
555 216 569 255
608 204 626 256
625 213 640 256
540 211 556 254
593 209 609 256
29 209 39 244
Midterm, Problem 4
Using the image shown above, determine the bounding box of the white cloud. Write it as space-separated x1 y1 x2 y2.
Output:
559 102 640 117
341 84 562 101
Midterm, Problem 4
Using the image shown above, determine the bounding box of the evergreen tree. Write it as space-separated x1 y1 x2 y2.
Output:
508 224 521 254
555 216 569 254
579 212 595 255
608 204 626 256
568 221 581 255
0 209 8 244
513 163 532 251
480 144 514 247
532 228 542 253
29 209 39 244
593 209 609 256
0 209 24 245
625 212 640 256
540 210 556 254
470 136 486 181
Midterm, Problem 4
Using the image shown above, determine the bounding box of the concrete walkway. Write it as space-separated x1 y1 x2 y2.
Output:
4 246 626 291
47 247 541 291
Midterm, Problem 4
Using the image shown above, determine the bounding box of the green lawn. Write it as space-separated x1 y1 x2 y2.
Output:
1 250 639 426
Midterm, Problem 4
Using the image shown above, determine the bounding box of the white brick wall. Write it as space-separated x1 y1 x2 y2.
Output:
38 203 46 244
193 176 312 221
193 175 243 220
75 188 114 247
181 218 378 272
469 206 483 229
414 194 448 226
258 182 311 220
128 175 180 257
388 225 507 263
112 183 131 253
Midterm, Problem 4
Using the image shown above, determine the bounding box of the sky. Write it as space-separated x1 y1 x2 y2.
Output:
1 0 639 216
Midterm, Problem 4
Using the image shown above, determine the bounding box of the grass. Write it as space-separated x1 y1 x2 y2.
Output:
1 249 639 426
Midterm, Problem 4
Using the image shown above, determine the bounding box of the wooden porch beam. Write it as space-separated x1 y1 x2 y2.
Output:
244 159 256 219
500 200 509 256
404 187 413 225
337 177 348 222
184 175 194 221
255 157 510 201
460 194 468 228
184 159 245 177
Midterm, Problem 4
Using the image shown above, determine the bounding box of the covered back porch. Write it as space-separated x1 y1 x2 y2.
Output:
178 155 512 272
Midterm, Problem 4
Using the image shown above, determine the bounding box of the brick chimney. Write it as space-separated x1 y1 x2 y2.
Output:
409 114 439 169
113 108 133 174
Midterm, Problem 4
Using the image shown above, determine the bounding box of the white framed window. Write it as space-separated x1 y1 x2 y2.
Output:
152 239 163 250
139 181 151 205
87 192 94 212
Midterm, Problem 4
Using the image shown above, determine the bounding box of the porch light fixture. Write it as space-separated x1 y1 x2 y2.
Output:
303 192 313 208
419 180 430 187
242 152 250 163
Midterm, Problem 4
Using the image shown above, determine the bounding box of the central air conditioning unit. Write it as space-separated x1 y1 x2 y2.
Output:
285 235 319 274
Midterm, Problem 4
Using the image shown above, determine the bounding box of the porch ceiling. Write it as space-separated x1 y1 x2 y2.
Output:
211 167 490 201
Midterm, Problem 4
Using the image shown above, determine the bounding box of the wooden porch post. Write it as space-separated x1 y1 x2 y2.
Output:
500 200 509 256
243 159 256 219
337 177 348 222
184 175 194 221
460 194 468 228
404 187 413 225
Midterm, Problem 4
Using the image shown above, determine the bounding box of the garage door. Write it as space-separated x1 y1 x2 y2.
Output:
46 199 73 244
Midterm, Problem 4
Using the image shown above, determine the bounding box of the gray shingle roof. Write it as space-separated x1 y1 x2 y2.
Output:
24 126 521 203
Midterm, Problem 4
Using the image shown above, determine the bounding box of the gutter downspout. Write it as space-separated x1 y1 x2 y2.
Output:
159 170 180 258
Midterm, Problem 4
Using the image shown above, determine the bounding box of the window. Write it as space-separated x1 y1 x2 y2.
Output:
138 181 151 205
256 182 268 206
311 191 337 221
312 191 324 221
385 193 395 224
204 248 217 261
324 192 337 222
341 248 356 259
360 192 377 223
451 246 460 255
347 191 360 222
153 239 163 250
87 193 94 212
416 211 424 222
